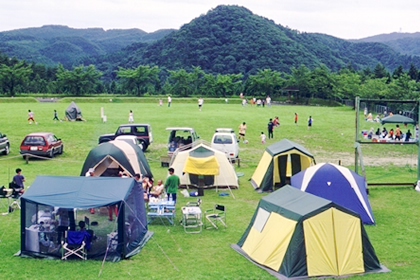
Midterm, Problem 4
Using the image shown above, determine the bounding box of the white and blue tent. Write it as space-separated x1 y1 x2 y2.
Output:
290 163 375 225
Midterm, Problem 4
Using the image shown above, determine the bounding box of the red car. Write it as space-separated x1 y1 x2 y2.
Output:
20 132 63 159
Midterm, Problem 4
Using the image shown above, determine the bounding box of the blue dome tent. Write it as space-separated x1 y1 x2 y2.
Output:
290 163 375 225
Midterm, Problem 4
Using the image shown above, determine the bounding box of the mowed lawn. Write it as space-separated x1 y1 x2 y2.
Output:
0 99 420 279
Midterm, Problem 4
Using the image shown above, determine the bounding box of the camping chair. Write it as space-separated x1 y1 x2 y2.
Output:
61 230 91 260
205 204 226 229
0 183 21 213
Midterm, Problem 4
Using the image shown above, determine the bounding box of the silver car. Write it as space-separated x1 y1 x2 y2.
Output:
0 132 10 155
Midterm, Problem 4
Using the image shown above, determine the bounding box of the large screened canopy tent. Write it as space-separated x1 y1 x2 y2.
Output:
232 185 388 279
251 139 315 192
80 140 153 178
19 176 151 261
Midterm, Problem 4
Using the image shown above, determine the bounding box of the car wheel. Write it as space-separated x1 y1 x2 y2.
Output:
58 145 63 154
48 149 54 158
3 144 9 155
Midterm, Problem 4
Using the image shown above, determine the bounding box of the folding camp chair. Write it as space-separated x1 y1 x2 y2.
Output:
1 185 20 214
205 204 226 229
61 230 91 260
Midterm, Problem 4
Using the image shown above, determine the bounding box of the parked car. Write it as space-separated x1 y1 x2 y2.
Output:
166 127 199 156
20 132 63 159
98 123 153 151
0 131 10 155
211 128 239 160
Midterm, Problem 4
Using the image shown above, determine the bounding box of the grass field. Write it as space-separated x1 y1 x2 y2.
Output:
0 99 420 279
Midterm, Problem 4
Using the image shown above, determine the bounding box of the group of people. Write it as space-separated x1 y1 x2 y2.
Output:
367 125 414 142
240 94 272 107
83 167 180 221
140 168 180 203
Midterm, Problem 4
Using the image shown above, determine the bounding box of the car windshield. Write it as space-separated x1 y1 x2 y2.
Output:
213 135 233 144
23 136 46 146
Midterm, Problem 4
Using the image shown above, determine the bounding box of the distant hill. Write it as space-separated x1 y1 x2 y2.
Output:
1 6 420 79
0 25 175 67
97 5 419 78
354 32 420 57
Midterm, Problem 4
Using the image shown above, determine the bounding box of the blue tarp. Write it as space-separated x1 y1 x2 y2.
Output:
22 176 134 208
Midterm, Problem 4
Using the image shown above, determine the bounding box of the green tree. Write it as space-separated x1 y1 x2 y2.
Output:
167 69 193 97
56 64 102 95
0 61 33 96
286 65 311 99
359 78 390 99
116 65 160 96
246 69 284 96
214 73 243 97
373 63 389 79
333 69 361 100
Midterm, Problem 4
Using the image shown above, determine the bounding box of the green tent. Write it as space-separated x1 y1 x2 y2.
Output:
80 140 152 178
251 139 315 191
65 101 83 121
232 185 389 279
381 114 416 125
20 176 152 261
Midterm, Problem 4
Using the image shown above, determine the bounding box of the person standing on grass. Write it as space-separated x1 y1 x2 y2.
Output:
198 97 204 111
128 110 134 123
294 113 298 125
165 168 180 203
260 132 266 144
266 95 271 107
267 118 274 139
307 116 313 130
167 95 172 107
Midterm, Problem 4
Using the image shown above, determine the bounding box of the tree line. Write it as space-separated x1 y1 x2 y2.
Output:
1 53 420 101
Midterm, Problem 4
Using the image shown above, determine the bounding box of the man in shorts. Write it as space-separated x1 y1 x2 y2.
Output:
238 122 247 143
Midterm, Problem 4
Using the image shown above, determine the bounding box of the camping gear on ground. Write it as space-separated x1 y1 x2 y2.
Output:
61 230 91 260
232 185 389 279
80 140 152 178
290 162 375 225
65 101 83 121
19 176 152 261
170 144 238 191
251 139 315 191
205 204 226 229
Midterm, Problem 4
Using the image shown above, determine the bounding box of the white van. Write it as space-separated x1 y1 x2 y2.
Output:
211 128 239 160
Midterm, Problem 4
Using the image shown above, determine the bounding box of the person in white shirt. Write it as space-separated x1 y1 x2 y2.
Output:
198 97 204 111
128 110 134 123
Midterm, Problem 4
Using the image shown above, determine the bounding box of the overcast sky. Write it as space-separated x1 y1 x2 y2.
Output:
1 0 419 39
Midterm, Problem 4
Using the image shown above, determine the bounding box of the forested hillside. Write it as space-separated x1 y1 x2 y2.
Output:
1 5 420 101
355 32 420 57
88 5 420 80
0 25 174 67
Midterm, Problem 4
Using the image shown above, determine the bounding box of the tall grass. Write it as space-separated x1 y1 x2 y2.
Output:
0 100 419 279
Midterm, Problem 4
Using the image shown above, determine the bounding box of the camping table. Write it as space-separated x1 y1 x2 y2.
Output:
181 206 202 233
147 200 175 225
